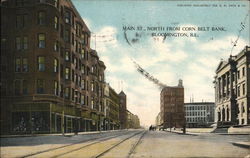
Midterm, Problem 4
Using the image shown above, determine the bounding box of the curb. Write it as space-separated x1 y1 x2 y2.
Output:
164 130 198 136
0 130 123 138
231 142 250 149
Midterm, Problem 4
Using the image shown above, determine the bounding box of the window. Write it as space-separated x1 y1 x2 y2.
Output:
65 30 70 42
81 95 85 105
60 24 64 37
1 80 7 96
23 80 28 94
91 81 94 91
16 15 22 28
65 51 70 61
81 79 85 89
65 87 70 99
238 86 240 97
37 79 44 94
16 14 28 28
54 16 58 30
14 80 21 95
71 88 74 101
16 37 21 50
38 11 45 25
72 33 74 45
23 36 28 49
38 34 45 48
242 67 245 77
242 103 245 113
81 64 85 74
60 84 63 97
54 0 59 8
53 58 58 72
22 58 28 72
81 49 85 59
38 56 45 71
242 83 245 95
15 58 21 72
91 97 94 109
237 70 240 79
72 70 74 82
65 68 69 79
54 41 59 51
54 81 58 95
65 11 71 24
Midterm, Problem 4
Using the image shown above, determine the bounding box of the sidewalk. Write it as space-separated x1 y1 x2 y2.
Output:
164 128 199 136
0 129 123 138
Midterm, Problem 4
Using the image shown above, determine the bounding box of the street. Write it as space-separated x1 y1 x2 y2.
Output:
1 130 249 158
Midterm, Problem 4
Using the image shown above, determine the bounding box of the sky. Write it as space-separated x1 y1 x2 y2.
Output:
72 0 249 127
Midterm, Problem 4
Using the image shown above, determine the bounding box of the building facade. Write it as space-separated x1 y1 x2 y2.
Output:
214 46 250 126
119 91 128 129
0 0 106 134
184 102 215 127
108 86 121 130
127 110 140 129
160 80 185 129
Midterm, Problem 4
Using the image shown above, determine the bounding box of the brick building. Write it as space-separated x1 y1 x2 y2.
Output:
214 46 250 126
160 80 185 129
119 91 128 129
0 0 106 134
127 110 140 129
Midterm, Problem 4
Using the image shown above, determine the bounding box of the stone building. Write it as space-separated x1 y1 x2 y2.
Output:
160 80 185 129
127 110 140 129
0 0 106 134
119 91 128 129
214 46 250 126
155 112 163 127
184 102 215 127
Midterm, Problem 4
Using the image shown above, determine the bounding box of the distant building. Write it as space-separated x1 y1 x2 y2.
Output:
127 110 140 129
184 102 215 127
214 46 250 126
119 91 128 129
160 80 185 129
108 86 120 130
155 112 163 127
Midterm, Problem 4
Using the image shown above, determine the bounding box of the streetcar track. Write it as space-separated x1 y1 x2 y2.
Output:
127 130 147 158
94 131 145 158
21 131 132 158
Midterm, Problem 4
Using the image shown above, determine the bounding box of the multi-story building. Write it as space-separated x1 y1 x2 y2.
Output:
155 112 163 127
214 46 250 126
0 0 106 134
184 102 215 127
127 110 140 129
119 91 127 129
108 86 120 130
160 80 185 129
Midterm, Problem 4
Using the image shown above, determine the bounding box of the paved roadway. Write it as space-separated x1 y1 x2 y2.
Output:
1 130 249 158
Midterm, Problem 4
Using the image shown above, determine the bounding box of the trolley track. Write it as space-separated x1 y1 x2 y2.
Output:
95 130 147 158
21 130 135 158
